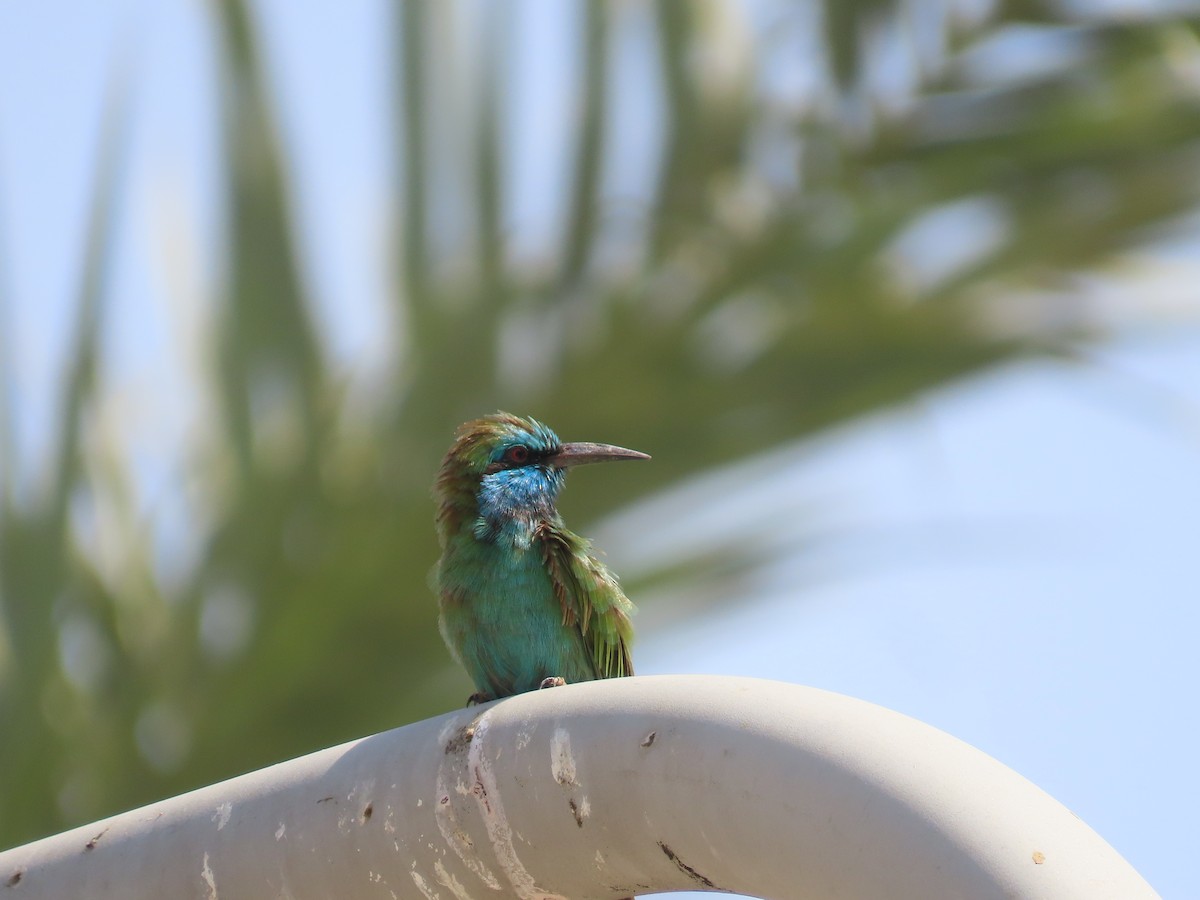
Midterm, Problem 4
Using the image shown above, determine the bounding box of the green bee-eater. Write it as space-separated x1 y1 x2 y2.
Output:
433 413 648 703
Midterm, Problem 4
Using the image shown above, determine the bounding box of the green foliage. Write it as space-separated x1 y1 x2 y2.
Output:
2 0 1199 848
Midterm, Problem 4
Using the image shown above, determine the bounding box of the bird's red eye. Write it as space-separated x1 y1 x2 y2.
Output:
504 445 530 465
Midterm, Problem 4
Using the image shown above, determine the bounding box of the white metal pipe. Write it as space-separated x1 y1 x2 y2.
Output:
0 675 1157 898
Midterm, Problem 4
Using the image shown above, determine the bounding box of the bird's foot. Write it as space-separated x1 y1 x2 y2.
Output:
465 692 494 707
538 676 566 690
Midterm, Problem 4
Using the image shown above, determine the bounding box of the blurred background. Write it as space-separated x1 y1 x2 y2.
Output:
1 0 1199 895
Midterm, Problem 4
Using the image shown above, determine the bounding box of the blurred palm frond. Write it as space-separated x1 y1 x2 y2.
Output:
2 0 1199 848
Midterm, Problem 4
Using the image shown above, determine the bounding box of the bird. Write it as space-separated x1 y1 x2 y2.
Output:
433 412 649 704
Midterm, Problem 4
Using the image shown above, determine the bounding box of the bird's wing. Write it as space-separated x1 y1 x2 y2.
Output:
535 522 635 679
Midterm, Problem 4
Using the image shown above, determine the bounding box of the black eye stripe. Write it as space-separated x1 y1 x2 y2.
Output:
486 445 555 472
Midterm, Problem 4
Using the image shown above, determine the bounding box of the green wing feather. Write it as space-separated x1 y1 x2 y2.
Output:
535 522 635 679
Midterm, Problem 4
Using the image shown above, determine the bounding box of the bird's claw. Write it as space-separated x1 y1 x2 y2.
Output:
538 676 566 690
465 692 494 707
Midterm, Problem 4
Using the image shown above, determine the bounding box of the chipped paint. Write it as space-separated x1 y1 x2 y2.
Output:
435 859 476 900
550 727 577 786
470 713 568 900
435 719 503 891
658 841 718 889
201 852 218 899
410 866 441 900
213 802 232 830
342 779 377 833
515 722 536 750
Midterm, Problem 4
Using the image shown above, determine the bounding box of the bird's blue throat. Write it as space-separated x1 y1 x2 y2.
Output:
474 465 566 547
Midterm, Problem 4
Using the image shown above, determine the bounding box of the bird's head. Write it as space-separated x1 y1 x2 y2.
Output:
434 412 649 542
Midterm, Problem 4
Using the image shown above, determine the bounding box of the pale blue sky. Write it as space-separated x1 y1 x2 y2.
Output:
1 2 1198 897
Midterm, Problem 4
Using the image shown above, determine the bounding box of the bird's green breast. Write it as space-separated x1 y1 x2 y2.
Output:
436 526 594 697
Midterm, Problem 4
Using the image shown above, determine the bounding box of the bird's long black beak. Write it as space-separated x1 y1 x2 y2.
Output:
552 442 651 468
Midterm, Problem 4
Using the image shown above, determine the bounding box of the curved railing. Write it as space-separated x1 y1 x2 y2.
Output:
0 675 1158 898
